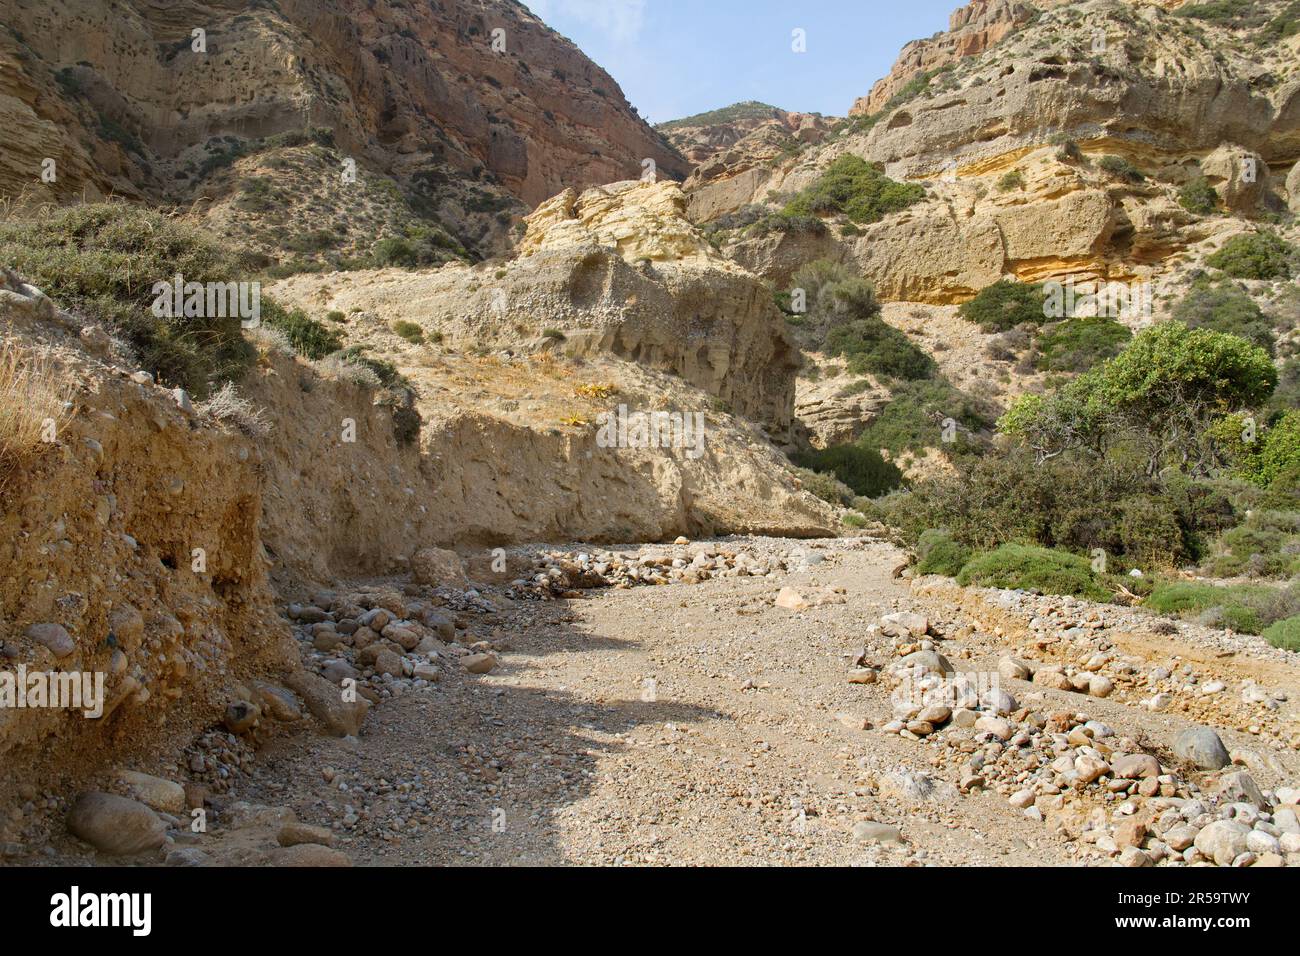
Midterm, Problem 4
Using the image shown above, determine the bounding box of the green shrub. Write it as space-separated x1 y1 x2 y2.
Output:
1206 231 1298 280
332 346 404 388
1205 513 1300 578
1263 1 1300 40
959 280 1047 332
1267 359 1300 419
956 544 1112 601
1262 615 1300 651
794 466 855 506
1172 280 1275 354
372 237 419 268
996 170 1025 192
790 444 904 498
1033 318 1132 372
1144 580 1292 634
1241 412 1300 487
915 529 970 576
1001 323 1277 472
1098 155 1146 183
262 303 343 360
391 320 425 344
0 202 256 397
857 378 995 458
881 446 1231 566
1178 176 1219 215
326 309 347 323
825 315 934 381
1177 0 1266 25
782 155 926 225
788 259 857 318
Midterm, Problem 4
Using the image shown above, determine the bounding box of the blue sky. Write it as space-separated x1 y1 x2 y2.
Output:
526 0 961 123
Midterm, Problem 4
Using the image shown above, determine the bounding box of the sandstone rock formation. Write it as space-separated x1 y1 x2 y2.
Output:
270 180 804 437
689 0 1300 301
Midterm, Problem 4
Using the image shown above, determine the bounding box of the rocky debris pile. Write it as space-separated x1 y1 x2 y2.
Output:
510 539 837 596
839 603 1300 867
986 588 1298 664
862 635 1298 865
959 588 1300 749
287 584 505 706
64 785 348 866
185 730 258 794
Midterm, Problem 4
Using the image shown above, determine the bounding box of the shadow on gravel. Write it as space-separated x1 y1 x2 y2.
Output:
265 604 724 866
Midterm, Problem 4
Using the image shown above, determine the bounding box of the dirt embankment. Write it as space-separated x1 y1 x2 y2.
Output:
0 267 835 803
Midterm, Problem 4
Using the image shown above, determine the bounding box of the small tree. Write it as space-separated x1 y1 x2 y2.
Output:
1001 322 1277 474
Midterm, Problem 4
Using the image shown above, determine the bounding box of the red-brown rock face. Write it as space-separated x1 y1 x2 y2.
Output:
849 0 1035 117
0 0 688 207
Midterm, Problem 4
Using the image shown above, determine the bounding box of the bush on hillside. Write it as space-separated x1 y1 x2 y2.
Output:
0 203 257 396
1206 231 1298 280
1204 509 1300 578
956 544 1113 601
1144 580 1288 634
1033 318 1132 373
1172 280 1275 354
262 302 343 360
793 466 856 506
1178 176 1219 215
856 378 996 459
880 447 1234 566
1000 323 1277 472
959 281 1047 332
825 315 935 381
914 529 971 576
782 155 926 225
1097 155 1146 183
391 320 425 344
1263 615 1300 651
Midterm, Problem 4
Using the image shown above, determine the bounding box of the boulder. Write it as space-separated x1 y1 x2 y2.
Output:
1174 726 1231 770
116 770 186 814
411 547 467 587
1193 820 1251 866
285 670 370 737
24 623 75 659
67 793 166 856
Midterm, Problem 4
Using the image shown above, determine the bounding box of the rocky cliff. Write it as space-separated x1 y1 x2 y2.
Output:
689 0 1300 302
0 0 687 248
270 179 805 439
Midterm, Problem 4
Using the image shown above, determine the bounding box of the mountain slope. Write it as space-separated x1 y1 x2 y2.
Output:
0 0 688 251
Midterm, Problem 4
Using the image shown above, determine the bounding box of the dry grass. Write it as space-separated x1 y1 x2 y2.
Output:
0 339 72 487
196 381 272 437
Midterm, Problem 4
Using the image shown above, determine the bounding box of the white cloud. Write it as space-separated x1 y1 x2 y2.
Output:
531 0 646 45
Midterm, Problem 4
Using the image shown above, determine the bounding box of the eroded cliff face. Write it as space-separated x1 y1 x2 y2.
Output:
0 0 687 211
850 0 1037 118
269 180 805 440
0 257 835 806
850 0 1194 118
689 0 1300 302
0 273 295 807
